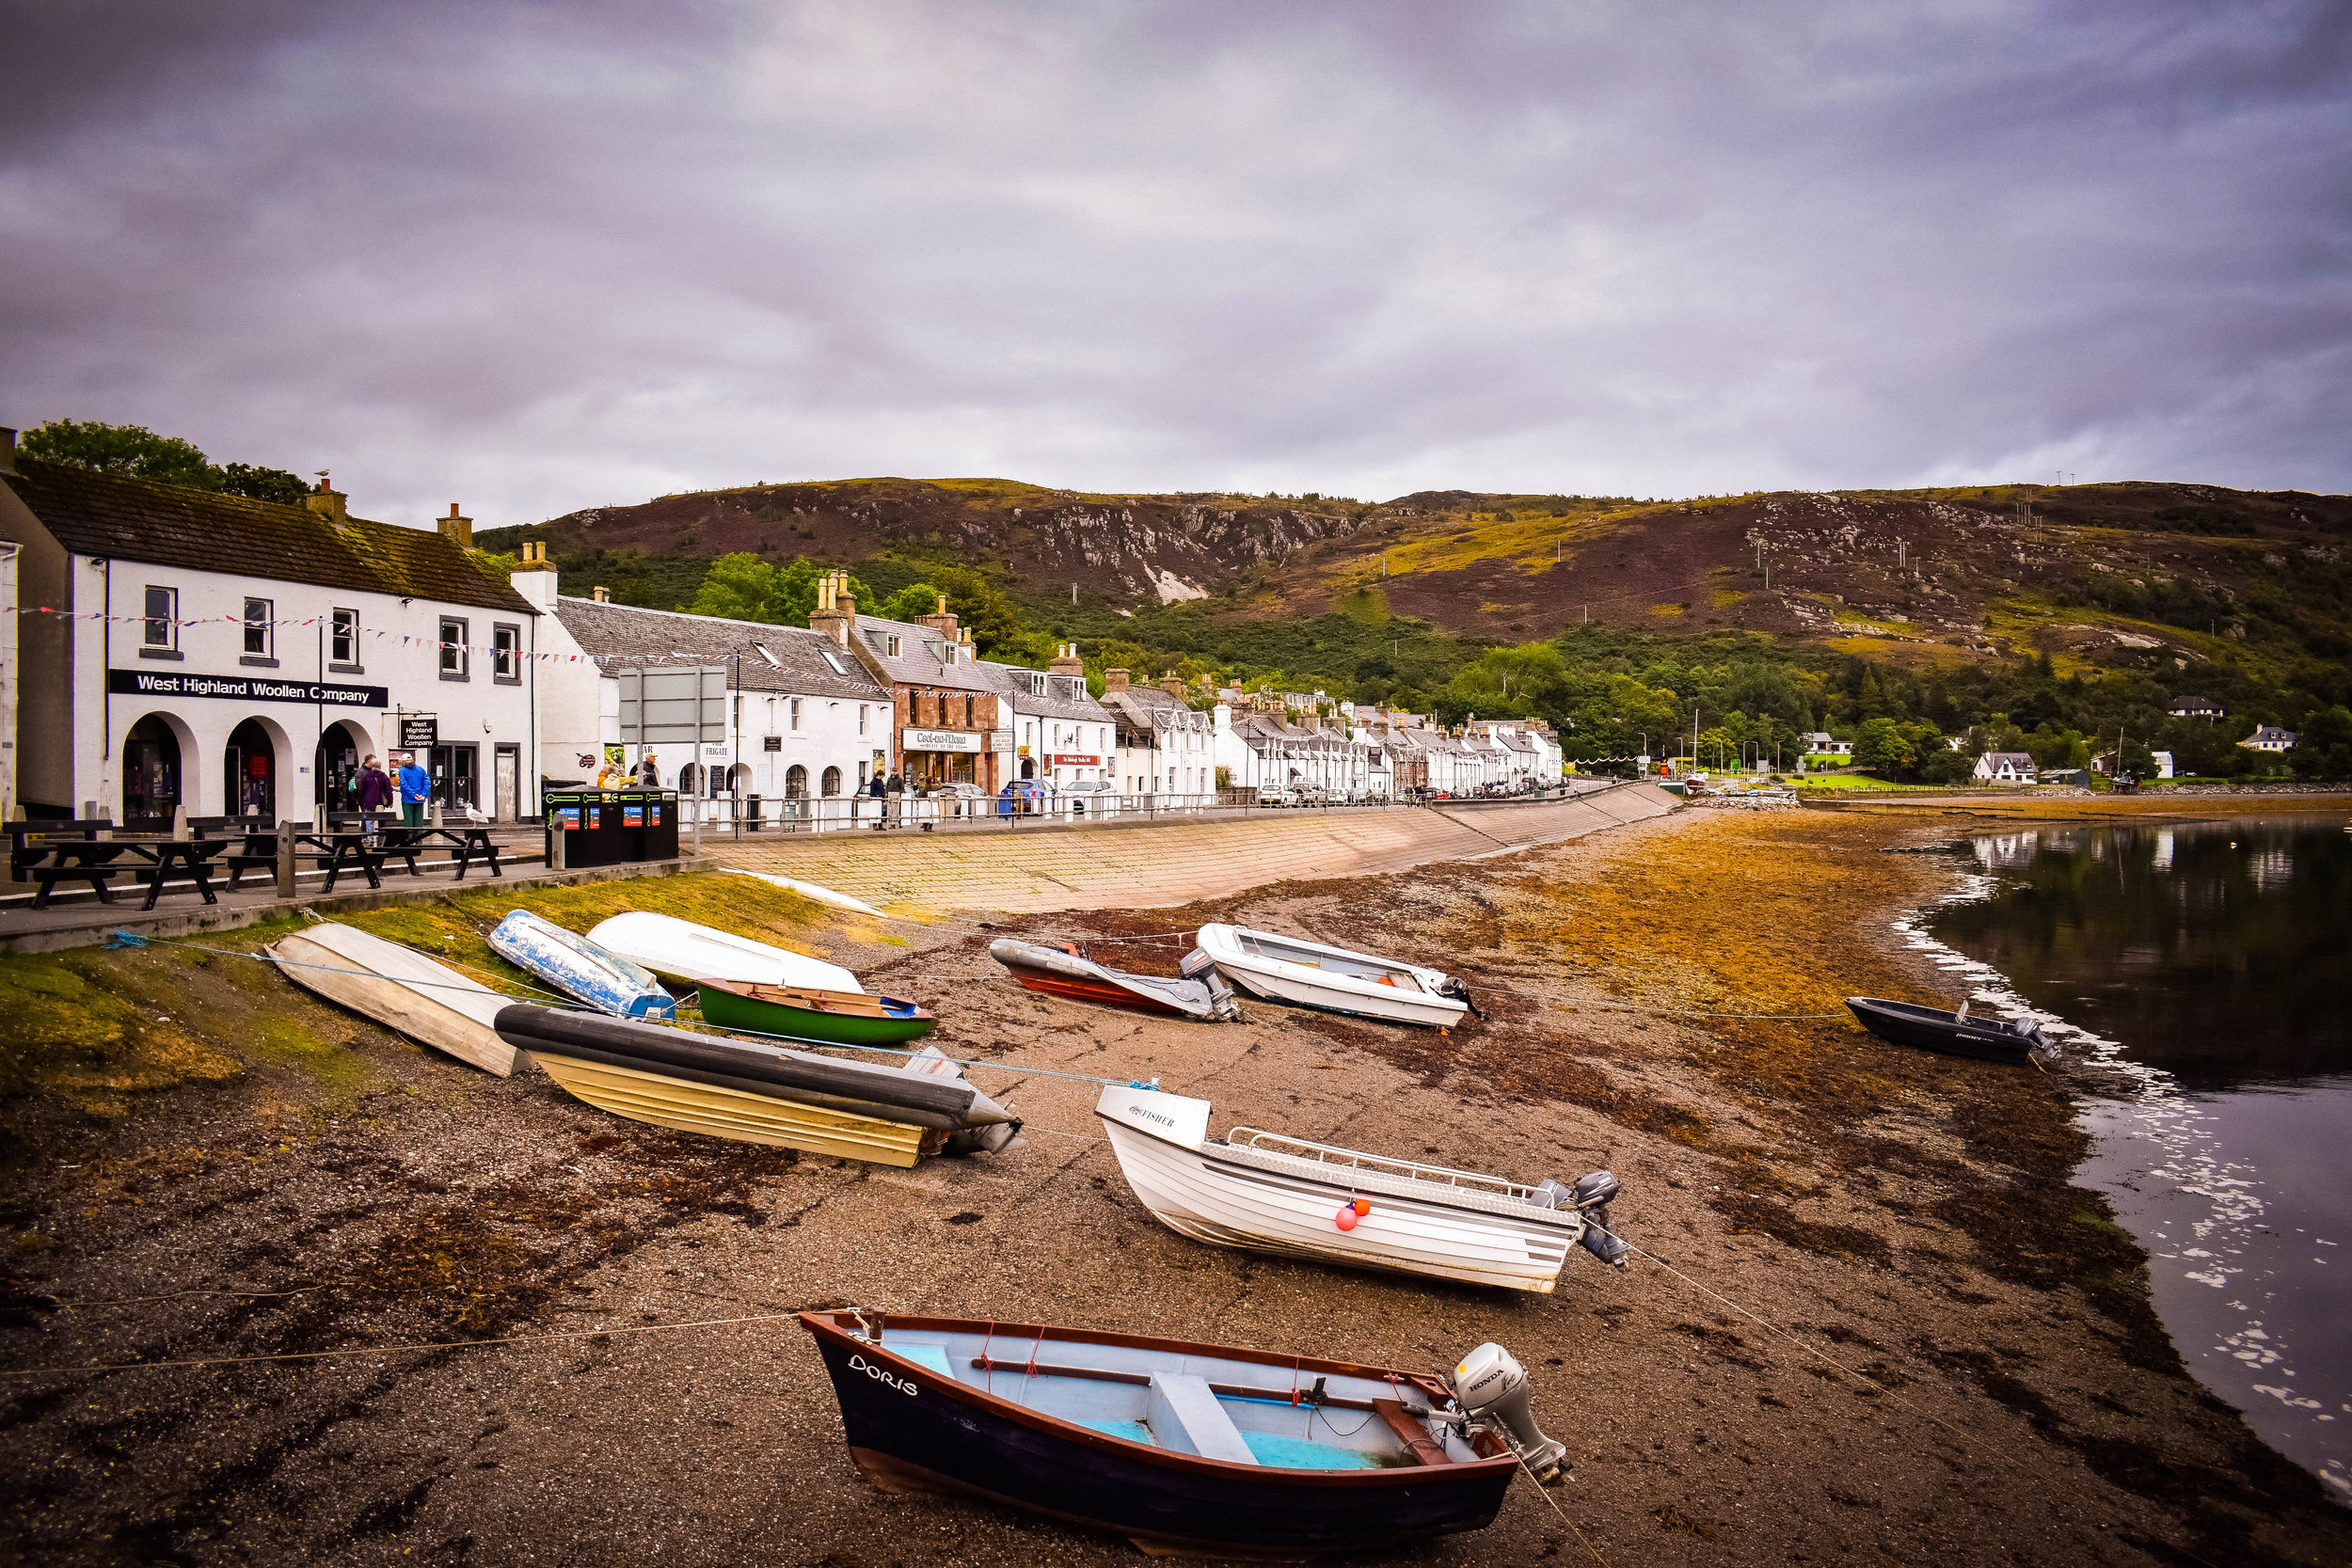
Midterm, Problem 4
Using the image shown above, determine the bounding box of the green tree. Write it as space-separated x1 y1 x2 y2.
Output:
880 582 945 623
684 554 875 626
218 461 308 504
22 419 220 489
2292 706 2352 782
1446 643 1569 718
1851 716 1915 773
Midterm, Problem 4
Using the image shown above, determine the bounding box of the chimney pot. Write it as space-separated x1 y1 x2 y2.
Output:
593 585 611 603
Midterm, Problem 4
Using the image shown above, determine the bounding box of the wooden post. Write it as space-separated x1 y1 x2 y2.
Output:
547 807 564 873
276 820 297 899
170 804 190 840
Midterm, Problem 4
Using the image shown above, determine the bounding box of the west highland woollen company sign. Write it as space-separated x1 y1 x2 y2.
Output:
107 670 390 708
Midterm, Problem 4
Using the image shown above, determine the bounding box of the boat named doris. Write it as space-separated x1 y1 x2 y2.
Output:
800 1308 1580 1558
1095 1085 1628 1291
1192 923 1473 1029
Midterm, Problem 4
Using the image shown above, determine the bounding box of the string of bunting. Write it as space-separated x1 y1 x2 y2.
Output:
0 603 706 664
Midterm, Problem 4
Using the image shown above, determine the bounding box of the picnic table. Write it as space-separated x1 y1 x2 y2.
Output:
7 821 230 910
371 823 504 880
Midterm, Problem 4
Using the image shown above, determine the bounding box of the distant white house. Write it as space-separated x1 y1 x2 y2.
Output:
2150 750 2174 779
1973 751 2038 784
2169 695 2225 720
2240 725 2296 753
1802 731 1851 755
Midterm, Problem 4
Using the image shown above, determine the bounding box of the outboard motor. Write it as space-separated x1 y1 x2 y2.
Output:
1531 1170 1630 1269
1449 1342 1568 1482
1436 974 1486 1020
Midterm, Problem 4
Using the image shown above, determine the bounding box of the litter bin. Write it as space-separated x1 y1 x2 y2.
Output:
545 788 679 867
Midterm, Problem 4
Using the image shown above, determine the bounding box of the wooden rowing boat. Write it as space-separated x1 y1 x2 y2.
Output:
267 923 518 1077
692 975 935 1046
988 938 1239 1022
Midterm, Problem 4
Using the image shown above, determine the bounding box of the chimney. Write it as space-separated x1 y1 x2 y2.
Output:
438 502 473 549
507 541 557 610
915 593 959 640
0 427 15 475
1160 674 1185 698
808 567 854 648
593 585 611 603
303 471 349 526
1049 641 1084 677
1104 668 1131 692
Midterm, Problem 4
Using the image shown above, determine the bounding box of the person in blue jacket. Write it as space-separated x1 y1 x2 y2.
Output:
395 752 433 829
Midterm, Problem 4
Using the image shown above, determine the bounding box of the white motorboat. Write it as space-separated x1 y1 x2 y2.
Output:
585 911 862 994
267 922 520 1077
1191 923 1473 1028
1094 1085 1627 1291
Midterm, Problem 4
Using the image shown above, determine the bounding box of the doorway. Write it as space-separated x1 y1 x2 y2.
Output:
432 743 479 815
315 721 370 816
494 744 519 823
123 714 183 823
225 718 278 822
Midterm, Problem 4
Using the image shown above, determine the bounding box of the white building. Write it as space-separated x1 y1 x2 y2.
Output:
2240 724 2296 753
986 644 1116 789
0 437 540 822
1972 752 2038 784
522 579 893 826
1103 670 1215 805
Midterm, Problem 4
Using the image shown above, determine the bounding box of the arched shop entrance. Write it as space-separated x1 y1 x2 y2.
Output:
224 717 284 822
315 720 372 816
122 712 188 823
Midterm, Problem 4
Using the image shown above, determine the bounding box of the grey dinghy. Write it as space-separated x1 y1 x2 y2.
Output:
1096 1085 1628 1291
494 1006 1020 1167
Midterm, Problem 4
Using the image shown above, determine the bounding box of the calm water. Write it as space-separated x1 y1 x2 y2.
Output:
1904 817 2351 1500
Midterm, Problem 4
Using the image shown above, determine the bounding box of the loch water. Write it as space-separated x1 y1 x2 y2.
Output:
1906 816 2350 1500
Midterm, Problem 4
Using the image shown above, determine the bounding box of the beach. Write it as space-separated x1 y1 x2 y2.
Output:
4 804 2347 1566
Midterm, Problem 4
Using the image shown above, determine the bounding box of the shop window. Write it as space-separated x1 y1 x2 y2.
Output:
786 765 808 799
493 623 520 684
820 766 841 797
330 608 361 669
142 586 177 651
243 597 273 659
440 617 469 680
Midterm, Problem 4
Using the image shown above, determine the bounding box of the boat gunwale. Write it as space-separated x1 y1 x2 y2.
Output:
800 1311 1499 1489
1197 923 1465 1019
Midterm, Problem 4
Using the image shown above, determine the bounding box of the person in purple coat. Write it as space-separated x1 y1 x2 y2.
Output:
356 755 394 841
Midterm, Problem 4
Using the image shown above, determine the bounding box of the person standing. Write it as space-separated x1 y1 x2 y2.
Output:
884 770 904 829
356 755 394 843
395 752 432 830
635 753 660 788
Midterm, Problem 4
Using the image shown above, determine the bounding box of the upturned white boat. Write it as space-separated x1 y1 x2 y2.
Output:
267 922 520 1077
586 911 862 994
1095 1085 1626 1291
488 910 675 1020
1191 923 1473 1028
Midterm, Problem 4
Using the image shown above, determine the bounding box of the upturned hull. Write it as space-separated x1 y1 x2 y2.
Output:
268 926 518 1077
1098 1115 1574 1292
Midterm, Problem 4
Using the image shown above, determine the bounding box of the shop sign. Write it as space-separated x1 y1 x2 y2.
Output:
108 669 389 709
399 716 438 749
904 729 982 753
1052 753 1101 766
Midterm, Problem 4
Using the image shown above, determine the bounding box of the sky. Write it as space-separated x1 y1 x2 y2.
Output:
3 0 2348 532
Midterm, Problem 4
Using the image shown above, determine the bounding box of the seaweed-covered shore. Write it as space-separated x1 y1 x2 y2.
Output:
3 810 2347 1566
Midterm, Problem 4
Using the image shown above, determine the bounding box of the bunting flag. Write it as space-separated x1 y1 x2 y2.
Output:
0 602 712 665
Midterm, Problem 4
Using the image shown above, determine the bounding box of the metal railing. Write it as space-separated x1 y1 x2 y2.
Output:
1224 1127 1534 1199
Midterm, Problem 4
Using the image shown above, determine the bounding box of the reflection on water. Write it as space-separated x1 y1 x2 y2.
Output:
1904 817 2351 1500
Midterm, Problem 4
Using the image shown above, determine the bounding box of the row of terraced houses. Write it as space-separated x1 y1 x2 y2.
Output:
0 437 1561 826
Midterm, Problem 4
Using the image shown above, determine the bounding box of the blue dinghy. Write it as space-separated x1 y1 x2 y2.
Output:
488 910 675 1020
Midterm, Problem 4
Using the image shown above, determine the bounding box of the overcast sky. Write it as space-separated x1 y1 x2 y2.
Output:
4 0 2346 531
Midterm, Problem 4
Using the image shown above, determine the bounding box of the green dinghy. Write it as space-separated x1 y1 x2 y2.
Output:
693 976 936 1047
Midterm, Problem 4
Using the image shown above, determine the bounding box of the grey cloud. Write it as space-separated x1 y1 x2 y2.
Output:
2 0 2345 533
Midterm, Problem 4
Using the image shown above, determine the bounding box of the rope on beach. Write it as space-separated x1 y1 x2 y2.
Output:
1515 1449 1612 1568
0 1309 808 1380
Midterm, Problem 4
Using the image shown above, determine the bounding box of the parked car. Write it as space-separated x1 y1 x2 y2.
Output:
927 781 990 818
1257 784 1301 807
1059 779 1120 818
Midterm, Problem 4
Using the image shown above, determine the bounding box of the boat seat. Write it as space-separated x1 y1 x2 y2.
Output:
889 1341 958 1382
1147 1372 1259 1465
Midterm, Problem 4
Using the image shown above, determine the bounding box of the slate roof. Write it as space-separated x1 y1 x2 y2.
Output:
851 614 1004 695
555 598 887 701
1 458 532 615
979 659 1108 721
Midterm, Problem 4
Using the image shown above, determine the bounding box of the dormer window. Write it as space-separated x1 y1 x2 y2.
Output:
886 634 902 657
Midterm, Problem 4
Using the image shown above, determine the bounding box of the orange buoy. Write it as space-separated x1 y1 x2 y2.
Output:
1352 1197 1371 1216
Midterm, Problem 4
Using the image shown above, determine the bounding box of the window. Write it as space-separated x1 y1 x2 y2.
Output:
439 617 469 679
820 766 841 797
885 634 902 657
493 624 520 683
858 705 867 736
789 698 803 731
330 608 360 666
752 641 780 668
243 597 273 657
143 586 176 648
819 648 850 674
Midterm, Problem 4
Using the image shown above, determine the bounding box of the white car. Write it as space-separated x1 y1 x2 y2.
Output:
1058 779 1120 818
1257 784 1301 807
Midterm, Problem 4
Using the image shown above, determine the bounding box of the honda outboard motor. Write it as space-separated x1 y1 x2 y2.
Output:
1531 1170 1630 1269
1449 1342 1568 1482
1436 974 1486 1019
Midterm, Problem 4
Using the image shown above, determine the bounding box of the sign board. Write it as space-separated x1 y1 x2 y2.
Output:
617 666 727 745
762 736 783 752
107 669 388 709
991 728 1014 753
400 716 438 749
903 728 983 753
1052 753 1101 766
